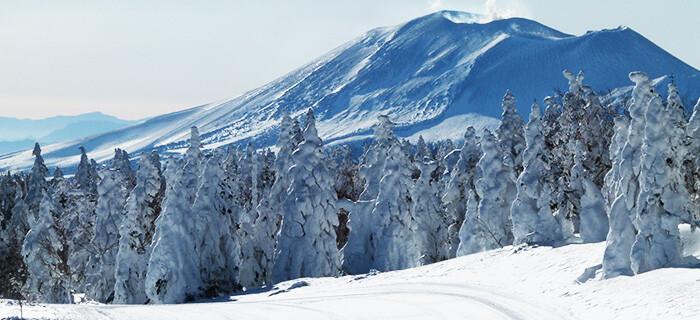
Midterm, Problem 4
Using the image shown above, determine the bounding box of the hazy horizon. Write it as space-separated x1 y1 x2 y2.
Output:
2 0 698 120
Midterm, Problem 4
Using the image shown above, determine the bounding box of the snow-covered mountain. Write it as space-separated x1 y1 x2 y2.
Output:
0 112 137 155
1 10 698 171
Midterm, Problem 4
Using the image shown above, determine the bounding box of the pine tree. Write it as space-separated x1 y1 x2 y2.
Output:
25 143 50 227
273 109 341 283
411 159 448 264
75 146 99 194
236 143 264 288
113 151 165 304
629 87 690 274
368 143 420 271
22 191 72 303
442 127 481 258
687 98 700 219
495 90 526 177
0 172 25 299
603 115 631 205
146 127 203 303
603 72 654 278
85 150 135 302
574 140 609 243
511 101 562 245
255 111 299 285
193 148 241 297
457 129 515 254
344 115 398 274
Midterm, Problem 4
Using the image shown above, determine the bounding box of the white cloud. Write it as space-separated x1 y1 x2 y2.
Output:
429 0 444 10
484 0 516 21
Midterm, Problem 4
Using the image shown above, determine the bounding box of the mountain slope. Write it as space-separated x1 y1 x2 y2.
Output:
1 11 698 171
0 112 137 155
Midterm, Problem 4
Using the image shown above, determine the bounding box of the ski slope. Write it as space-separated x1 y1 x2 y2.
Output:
3 226 699 319
1 10 698 172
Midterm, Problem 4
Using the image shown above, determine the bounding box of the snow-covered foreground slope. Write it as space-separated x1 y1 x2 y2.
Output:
1 10 698 172
4 228 699 319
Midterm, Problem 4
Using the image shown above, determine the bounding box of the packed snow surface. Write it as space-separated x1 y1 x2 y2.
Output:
3 228 699 319
1 10 697 172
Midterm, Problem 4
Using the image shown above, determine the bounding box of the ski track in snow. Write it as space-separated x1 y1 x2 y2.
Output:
7 234 700 319
0 282 568 320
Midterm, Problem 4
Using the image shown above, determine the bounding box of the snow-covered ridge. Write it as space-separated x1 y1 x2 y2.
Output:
1 10 698 172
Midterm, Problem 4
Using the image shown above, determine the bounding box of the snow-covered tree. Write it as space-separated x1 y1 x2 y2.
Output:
442 127 481 258
580 87 615 188
411 159 448 264
457 129 515 255
193 148 241 297
273 109 341 283
344 115 399 274
85 150 135 302
255 111 299 285
113 151 165 304
75 146 99 194
25 143 50 227
629 88 689 274
235 143 265 288
511 101 562 245
495 90 526 177
146 127 203 303
687 98 700 219
603 115 630 205
358 115 398 201
368 143 420 271
0 173 25 299
329 145 362 201
416 136 433 161
603 72 654 278
22 191 72 303
574 140 609 243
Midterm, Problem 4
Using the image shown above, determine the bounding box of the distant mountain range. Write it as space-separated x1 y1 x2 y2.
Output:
1 10 698 172
0 112 137 155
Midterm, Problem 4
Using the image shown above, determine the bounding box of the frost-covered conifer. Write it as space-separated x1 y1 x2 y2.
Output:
193 148 241 297
75 146 99 194
255 111 298 284
603 72 654 278
113 151 165 304
416 136 433 161
26 143 50 225
22 191 72 303
330 145 362 201
457 129 515 254
687 98 700 218
146 127 203 303
495 90 526 177
273 109 341 283
235 143 264 288
629 89 688 274
603 115 630 205
411 159 448 264
511 102 562 245
344 115 398 274
581 88 614 188
574 140 609 243
442 127 481 258
369 143 420 271
358 115 398 201
0 173 23 299
85 150 135 302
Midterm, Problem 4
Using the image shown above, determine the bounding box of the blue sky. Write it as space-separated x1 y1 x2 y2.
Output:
1 0 698 120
